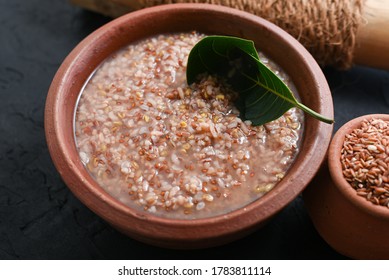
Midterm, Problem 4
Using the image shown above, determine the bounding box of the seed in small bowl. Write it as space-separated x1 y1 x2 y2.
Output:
304 114 389 259
341 118 389 208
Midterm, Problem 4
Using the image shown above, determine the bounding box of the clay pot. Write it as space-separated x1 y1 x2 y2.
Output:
45 3 333 249
304 114 389 259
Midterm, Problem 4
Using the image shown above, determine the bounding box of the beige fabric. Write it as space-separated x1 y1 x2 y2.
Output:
138 0 364 69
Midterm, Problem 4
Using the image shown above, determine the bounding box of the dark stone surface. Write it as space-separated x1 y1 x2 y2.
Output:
0 0 388 260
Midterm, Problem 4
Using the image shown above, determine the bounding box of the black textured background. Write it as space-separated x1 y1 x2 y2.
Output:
1 0 389 260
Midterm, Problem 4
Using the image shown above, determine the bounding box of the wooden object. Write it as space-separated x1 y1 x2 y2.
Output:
70 0 135 17
354 0 389 69
70 0 389 70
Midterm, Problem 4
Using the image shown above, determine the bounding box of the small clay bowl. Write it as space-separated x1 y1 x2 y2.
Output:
45 3 333 249
304 114 389 259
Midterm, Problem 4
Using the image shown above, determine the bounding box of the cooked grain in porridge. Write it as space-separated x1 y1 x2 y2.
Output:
74 32 304 219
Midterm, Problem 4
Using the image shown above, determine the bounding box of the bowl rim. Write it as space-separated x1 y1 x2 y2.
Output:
328 114 389 220
45 3 334 241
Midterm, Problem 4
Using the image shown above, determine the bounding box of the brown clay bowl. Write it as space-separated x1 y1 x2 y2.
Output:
44 3 333 249
304 114 389 259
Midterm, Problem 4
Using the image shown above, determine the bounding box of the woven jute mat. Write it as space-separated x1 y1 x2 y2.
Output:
137 0 364 69
71 0 366 69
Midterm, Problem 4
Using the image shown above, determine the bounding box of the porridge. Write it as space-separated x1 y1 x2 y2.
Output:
74 32 304 219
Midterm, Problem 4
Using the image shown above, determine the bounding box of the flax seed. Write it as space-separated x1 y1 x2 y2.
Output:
341 118 389 208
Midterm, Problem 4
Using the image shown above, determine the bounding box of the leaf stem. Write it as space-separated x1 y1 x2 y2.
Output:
246 72 334 124
295 102 334 124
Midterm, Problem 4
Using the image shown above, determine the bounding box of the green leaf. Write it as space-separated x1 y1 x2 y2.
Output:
186 35 334 126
